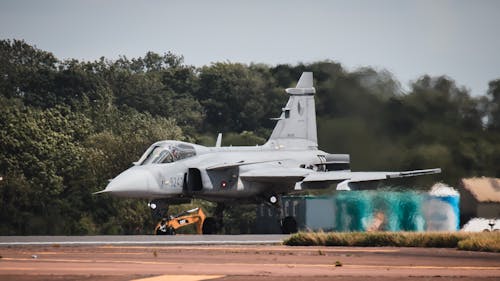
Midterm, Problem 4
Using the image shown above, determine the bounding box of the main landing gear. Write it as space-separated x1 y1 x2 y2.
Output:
265 194 298 234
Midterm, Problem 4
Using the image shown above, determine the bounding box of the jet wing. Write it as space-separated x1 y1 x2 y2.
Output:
206 160 281 170
302 168 442 190
303 168 441 183
240 167 310 183
239 167 441 189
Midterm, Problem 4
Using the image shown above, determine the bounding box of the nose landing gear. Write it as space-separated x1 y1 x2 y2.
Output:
148 199 170 220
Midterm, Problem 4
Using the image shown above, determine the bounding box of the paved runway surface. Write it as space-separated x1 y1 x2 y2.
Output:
0 235 288 246
0 236 499 281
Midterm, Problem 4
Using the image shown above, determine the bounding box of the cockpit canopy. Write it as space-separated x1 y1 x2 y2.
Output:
137 142 196 165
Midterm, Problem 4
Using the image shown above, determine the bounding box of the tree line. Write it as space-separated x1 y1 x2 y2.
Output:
1 39 499 234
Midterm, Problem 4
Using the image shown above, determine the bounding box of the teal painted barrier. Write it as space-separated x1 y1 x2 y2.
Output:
257 185 460 233
331 186 458 232
334 192 372 231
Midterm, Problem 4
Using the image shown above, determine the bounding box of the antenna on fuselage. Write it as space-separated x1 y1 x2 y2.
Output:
215 133 222 147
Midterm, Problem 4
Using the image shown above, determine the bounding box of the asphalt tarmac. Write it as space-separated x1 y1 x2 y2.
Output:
0 235 499 281
0 235 288 246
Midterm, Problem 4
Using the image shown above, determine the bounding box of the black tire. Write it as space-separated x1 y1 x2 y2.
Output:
166 227 176 235
156 226 175 235
202 217 217 234
156 227 167 235
281 216 298 234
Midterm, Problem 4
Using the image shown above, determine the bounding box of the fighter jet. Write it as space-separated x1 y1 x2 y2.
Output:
97 72 440 234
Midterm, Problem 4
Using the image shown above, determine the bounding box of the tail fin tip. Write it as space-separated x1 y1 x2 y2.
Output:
296 72 313 88
215 133 222 147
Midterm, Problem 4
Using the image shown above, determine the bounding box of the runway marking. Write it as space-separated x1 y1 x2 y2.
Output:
2 257 500 271
131 275 225 281
0 267 37 271
20 251 146 256
343 265 500 270
98 245 400 253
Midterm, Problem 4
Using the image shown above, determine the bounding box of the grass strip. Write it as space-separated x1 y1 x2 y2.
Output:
284 231 500 252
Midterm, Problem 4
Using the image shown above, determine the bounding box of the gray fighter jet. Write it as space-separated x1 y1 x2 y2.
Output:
97 72 440 233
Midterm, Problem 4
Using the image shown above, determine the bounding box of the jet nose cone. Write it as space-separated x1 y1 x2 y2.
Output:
102 168 159 198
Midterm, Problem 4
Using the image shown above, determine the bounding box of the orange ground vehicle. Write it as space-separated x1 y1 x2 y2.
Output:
154 207 206 235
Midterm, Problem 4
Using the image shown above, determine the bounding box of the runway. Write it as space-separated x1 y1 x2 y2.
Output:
0 236 499 281
0 235 288 246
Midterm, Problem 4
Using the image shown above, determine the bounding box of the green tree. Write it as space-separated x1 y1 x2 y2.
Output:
0 39 58 101
0 99 91 234
197 62 283 133
486 79 500 130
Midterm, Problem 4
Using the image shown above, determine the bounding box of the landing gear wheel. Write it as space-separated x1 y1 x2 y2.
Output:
202 217 217 234
166 227 176 235
281 216 298 234
156 226 166 235
156 225 176 235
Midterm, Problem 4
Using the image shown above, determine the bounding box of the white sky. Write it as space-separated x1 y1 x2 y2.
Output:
1 0 499 96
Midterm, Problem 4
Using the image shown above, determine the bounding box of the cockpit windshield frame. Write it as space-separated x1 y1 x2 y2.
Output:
138 142 196 165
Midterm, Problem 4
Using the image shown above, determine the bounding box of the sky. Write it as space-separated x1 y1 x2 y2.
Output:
1 0 499 96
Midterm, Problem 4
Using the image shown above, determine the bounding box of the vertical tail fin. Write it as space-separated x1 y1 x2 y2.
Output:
215 133 222 147
266 72 318 150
